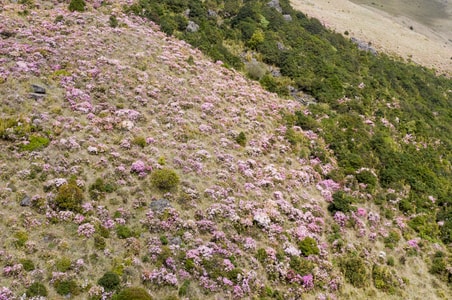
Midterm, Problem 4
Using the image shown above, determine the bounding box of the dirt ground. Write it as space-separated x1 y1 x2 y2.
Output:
290 0 452 76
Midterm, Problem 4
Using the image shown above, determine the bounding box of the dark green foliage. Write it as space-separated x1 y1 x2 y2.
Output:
235 131 247 147
68 0 85 12
54 181 84 212
109 15 119 28
98 271 121 291
328 191 353 214
340 255 368 288
55 279 79 296
26 282 48 297
115 225 133 239
255 248 268 263
89 178 116 200
113 287 153 300
20 258 35 271
298 237 320 256
150 168 180 191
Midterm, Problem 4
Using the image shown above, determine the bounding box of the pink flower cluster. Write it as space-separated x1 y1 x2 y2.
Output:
78 223 96 238
142 268 178 286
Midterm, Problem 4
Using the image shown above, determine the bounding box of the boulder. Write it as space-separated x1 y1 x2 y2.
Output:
150 198 172 213
20 195 31 207
267 0 282 13
186 21 199 33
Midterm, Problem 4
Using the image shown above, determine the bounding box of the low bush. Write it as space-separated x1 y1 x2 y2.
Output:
113 287 152 300
56 257 72 272
54 181 84 212
20 258 35 271
115 225 133 239
98 271 121 291
235 131 247 147
55 279 79 296
340 254 369 288
20 135 49 151
328 191 354 214
298 237 320 256
150 168 180 191
372 264 399 294
68 0 85 12
26 282 48 297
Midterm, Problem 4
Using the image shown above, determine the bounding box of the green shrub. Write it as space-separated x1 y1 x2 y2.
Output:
372 264 399 293
94 235 106 250
384 230 401 249
20 135 49 151
150 168 180 191
89 178 116 200
340 255 369 288
429 251 449 282
68 0 85 12
132 136 146 148
289 256 314 276
98 271 121 291
26 282 48 297
115 225 133 239
13 230 28 248
113 287 153 300
20 258 35 271
328 191 354 214
55 279 79 296
54 181 84 212
109 15 119 28
56 257 72 272
235 131 247 147
245 60 266 80
298 237 320 256
178 280 190 297
255 248 268 263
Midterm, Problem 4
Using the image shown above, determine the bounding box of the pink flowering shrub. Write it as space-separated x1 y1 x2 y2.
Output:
78 223 96 237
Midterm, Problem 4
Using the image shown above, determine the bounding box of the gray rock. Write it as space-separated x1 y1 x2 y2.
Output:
208 9 217 18
350 37 377 55
186 21 199 33
267 0 282 13
31 84 46 94
150 199 172 213
283 14 292 22
20 195 31 207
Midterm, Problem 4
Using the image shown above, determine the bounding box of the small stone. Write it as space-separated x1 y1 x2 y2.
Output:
20 195 31 207
283 14 292 22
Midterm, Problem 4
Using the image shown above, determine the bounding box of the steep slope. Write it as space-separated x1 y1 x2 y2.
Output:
0 1 449 299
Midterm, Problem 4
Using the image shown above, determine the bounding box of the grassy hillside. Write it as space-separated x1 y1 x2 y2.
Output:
0 0 450 299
